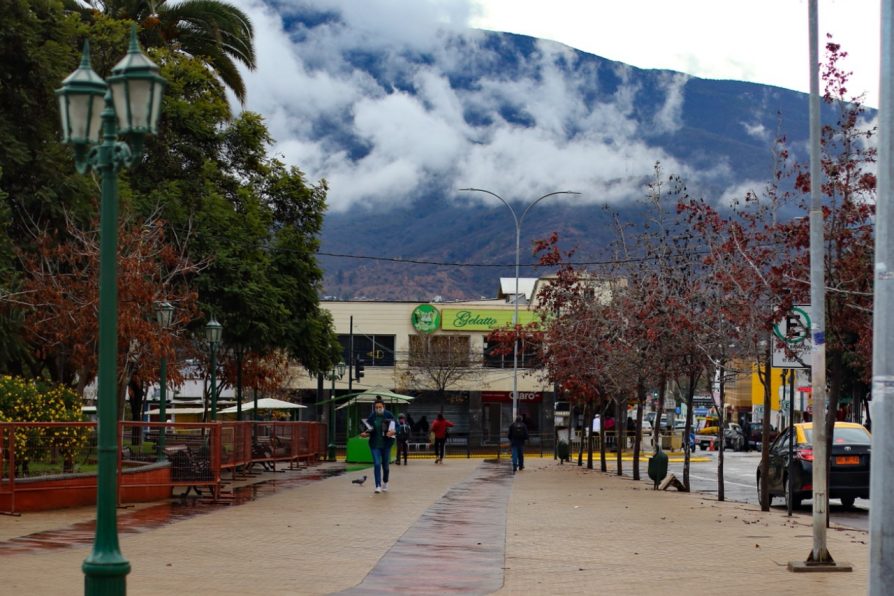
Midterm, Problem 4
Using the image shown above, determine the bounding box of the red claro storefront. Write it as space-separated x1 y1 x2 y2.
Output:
481 391 543 444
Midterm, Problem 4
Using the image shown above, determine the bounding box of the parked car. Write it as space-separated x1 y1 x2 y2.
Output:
747 422 779 450
757 422 871 509
696 422 746 451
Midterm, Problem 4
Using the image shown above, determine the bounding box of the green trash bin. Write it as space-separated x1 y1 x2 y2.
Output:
647 448 668 489
557 440 570 463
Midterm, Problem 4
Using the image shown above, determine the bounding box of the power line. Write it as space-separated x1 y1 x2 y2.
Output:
317 249 713 269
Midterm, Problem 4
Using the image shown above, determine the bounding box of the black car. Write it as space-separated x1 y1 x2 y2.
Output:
758 422 871 509
747 422 779 450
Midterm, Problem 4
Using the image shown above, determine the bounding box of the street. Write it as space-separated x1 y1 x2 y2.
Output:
665 451 871 531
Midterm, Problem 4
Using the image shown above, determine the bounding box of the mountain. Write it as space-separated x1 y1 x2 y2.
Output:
259 9 857 301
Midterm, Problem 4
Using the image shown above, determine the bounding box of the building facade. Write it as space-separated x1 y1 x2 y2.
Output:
291 279 557 447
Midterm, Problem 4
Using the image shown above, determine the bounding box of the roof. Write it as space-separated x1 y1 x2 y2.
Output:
498 278 537 301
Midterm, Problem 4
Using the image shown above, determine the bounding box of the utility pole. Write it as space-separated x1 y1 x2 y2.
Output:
870 1 894 591
348 316 354 392
789 0 849 572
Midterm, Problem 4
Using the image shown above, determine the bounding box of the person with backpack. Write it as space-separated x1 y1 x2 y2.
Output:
508 415 529 473
395 413 411 465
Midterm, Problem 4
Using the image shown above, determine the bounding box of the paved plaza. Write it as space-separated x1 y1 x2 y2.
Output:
0 457 869 595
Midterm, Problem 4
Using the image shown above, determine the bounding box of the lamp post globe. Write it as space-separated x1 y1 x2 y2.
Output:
57 25 165 596
206 317 223 420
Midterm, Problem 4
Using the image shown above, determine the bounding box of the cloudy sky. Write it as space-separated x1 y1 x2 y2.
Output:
239 0 879 212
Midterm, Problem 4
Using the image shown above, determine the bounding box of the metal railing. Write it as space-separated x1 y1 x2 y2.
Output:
0 420 327 514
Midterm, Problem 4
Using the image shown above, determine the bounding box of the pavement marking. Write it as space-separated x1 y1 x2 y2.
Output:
338 461 513 595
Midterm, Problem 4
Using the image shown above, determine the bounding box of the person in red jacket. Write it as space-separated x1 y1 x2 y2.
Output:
430 413 454 464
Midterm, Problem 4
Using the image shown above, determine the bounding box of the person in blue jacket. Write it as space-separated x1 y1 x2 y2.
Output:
360 397 396 493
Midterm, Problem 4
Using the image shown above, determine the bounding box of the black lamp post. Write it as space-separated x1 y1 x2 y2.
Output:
205 317 223 420
154 301 174 460
56 26 165 596
326 361 346 461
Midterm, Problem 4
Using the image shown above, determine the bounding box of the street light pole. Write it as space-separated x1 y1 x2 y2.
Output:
57 28 165 596
155 302 174 461
870 1 894 591
459 188 579 420
327 361 346 461
206 317 223 421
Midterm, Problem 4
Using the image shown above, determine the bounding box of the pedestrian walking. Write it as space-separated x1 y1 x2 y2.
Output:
359 397 396 493
430 413 454 463
508 415 529 472
395 413 411 465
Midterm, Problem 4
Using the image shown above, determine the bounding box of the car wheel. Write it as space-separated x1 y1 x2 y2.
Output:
757 473 770 505
840 496 856 509
784 475 801 509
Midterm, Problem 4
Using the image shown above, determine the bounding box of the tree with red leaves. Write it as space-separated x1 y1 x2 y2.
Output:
19 209 205 439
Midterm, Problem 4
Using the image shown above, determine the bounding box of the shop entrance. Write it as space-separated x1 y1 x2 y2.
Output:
483 403 502 444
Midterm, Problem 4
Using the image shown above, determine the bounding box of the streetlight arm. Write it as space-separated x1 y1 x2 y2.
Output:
459 188 519 229
520 191 580 225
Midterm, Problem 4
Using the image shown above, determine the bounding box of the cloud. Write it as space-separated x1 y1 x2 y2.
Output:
240 0 734 212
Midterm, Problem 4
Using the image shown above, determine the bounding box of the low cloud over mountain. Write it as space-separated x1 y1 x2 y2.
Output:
238 1 855 300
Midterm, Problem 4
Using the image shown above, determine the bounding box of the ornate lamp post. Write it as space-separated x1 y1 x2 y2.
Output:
459 188 578 420
205 316 223 420
154 301 174 460
57 27 165 595
326 361 346 461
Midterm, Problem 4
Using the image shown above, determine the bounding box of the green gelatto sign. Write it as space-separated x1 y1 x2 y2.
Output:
411 304 441 334
441 309 539 331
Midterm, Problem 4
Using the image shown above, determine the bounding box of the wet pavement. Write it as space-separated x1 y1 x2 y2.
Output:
0 465 345 556
340 461 512 595
0 457 871 595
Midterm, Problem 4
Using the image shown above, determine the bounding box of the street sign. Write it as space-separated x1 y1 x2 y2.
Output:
772 305 812 368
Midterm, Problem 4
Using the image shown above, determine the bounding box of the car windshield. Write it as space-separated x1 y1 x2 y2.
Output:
802 426 871 445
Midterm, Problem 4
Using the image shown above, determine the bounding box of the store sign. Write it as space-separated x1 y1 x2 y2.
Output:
441 308 539 331
482 391 542 403
411 304 441 334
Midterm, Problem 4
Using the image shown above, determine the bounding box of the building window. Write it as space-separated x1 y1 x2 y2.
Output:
339 335 395 367
408 335 471 368
483 337 540 369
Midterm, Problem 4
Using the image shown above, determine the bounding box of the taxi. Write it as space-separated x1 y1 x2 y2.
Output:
758 421 871 509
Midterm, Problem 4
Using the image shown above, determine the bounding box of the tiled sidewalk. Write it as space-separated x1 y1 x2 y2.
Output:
0 457 869 595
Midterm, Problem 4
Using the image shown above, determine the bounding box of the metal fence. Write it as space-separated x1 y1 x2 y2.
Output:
0 420 326 514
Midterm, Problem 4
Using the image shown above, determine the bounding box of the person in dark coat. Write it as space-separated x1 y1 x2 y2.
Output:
360 397 396 493
507 415 529 473
395 413 411 465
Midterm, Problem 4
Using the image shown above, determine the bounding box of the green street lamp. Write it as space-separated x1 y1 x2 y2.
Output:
326 361 346 461
205 316 223 420
57 26 165 596
155 301 174 460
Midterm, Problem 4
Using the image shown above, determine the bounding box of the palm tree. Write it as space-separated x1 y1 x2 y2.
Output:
66 0 255 104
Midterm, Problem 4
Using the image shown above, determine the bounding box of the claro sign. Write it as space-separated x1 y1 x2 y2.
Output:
481 391 543 403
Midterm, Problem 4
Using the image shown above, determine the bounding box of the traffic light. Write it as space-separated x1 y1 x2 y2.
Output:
355 357 365 382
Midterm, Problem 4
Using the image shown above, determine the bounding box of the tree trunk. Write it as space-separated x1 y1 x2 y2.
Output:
682 368 696 492
652 374 667 452
616 397 626 476
127 377 145 446
577 402 587 466
633 380 646 481
598 401 608 472
717 361 726 502
759 343 772 511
